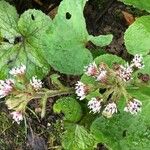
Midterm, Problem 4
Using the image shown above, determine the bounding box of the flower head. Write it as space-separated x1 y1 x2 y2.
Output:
131 54 144 69
84 62 98 76
88 97 102 114
0 79 14 98
10 111 23 124
9 64 26 76
75 81 88 100
124 99 142 115
117 64 133 81
102 102 117 118
96 64 107 82
30 76 42 90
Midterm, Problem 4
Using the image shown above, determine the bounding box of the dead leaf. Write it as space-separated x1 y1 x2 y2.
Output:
122 11 135 25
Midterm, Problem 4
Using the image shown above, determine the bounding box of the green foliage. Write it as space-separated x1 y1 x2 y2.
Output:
53 97 82 123
0 1 51 78
119 0 150 12
140 55 150 74
88 35 113 47
124 16 150 55
62 124 96 150
90 88 150 150
94 54 125 67
45 0 113 75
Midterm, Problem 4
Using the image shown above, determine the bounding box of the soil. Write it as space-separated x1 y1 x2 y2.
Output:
0 0 147 149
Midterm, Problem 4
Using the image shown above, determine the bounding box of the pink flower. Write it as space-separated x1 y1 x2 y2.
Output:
102 102 117 118
88 97 102 114
96 64 107 82
75 81 88 100
9 64 26 76
0 79 14 98
131 54 144 69
117 64 133 82
11 111 23 124
124 99 142 115
30 76 42 90
84 62 98 76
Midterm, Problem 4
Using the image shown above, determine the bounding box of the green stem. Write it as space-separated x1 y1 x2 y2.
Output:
34 87 74 99
41 93 48 118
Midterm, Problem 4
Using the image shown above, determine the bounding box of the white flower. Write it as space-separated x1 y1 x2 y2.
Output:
75 81 88 100
96 64 107 81
0 79 14 98
11 111 23 124
88 97 102 114
9 64 26 76
118 64 133 81
131 54 144 69
84 62 98 76
102 102 117 118
124 99 142 115
30 76 42 90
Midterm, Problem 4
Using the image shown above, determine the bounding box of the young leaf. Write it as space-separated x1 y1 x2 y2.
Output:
62 124 96 150
119 0 150 12
125 16 150 55
53 97 82 123
88 34 113 47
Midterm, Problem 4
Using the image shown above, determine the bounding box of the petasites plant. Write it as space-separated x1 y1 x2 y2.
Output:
53 54 150 150
0 64 73 124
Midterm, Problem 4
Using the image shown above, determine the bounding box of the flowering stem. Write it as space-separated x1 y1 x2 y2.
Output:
34 87 74 99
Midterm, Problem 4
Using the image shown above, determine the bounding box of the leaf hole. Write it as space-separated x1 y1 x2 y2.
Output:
122 130 127 137
31 14 35 20
3 38 9 43
99 88 106 94
14 36 23 44
66 12 71 19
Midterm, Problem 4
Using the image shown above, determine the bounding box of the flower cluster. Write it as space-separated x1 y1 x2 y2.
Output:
10 111 23 124
84 62 107 82
131 54 144 69
102 102 117 118
9 64 26 76
0 64 43 124
30 76 43 91
124 99 142 115
0 79 14 98
117 54 144 82
75 54 144 118
75 81 88 100
88 98 102 114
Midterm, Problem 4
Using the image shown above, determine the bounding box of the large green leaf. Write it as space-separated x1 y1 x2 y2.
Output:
125 16 150 55
53 97 82 123
62 124 95 150
90 88 150 150
0 1 51 78
46 0 113 75
119 0 150 12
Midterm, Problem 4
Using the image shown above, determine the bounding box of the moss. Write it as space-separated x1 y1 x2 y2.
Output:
0 112 25 149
